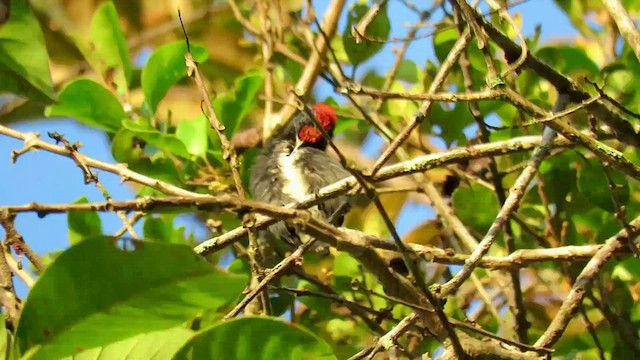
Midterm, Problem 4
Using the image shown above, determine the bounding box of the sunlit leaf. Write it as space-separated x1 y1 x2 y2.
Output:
0 315 8 360
87 2 132 92
433 27 458 64
142 41 208 113
67 197 102 245
60 327 193 360
343 3 390 66
403 219 443 246
213 70 264 136
45 79 125 132
16 236 247 360
536 46 599 77
174 317 335 360
121 118 191 159
176 116 209 157
0 0 55 102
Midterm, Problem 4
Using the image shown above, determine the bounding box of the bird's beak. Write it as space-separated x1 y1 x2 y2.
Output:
290 136 303 155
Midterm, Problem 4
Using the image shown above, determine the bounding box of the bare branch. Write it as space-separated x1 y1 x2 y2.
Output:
535 215 640 347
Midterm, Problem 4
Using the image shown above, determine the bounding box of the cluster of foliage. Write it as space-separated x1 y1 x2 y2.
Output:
1 0 640 358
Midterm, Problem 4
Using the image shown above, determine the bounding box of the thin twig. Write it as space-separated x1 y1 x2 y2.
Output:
1 125 205 197
0 210 43 273
439 93 571 297
535 215 640 347
179 10 270 314
224 238 318 319
370 28 472 176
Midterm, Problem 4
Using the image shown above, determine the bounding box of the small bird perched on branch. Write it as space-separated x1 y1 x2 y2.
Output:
250 104 351 253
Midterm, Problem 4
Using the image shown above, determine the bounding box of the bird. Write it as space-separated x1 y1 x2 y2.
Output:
249 103 351 253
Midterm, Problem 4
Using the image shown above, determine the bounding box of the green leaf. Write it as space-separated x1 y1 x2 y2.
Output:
433 27 458 64
45 79 125 132
334 116 360 135
342 3 390 66
270 292 294 317
67 197 102 245
324 318 355 344
60 327 194 360
0 315 8 360
143 215 186 244
213 70 264 136
538 152 578 208
176 116 209 157
241 147 259 192
333 252 360 278
110 128 138 163
173 317 336 360
612 257 640 282
121 119 191 159
38 251 63 273
452 183 500 234
0 0 55 102
395 59 421 83
428 102 474 146
87 2 132 92
142 41 208 113
16 236 247 360
143 216 173 243
577 161 629 213
296 280 331 315
136 157 183 186
536 46 599 77
227 258 250 275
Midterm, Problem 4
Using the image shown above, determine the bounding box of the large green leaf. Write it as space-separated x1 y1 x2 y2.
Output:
141 41 208 113
173 317 336 360
0 0 55 102
212 70 264 136
342 3 390 66
16 236 247 360
45 79 125 132
61 327 194 360
85 2 132 92
67 197 102 246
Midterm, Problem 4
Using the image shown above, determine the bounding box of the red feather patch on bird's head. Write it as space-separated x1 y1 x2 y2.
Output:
298 125 323 144
313 103 337 130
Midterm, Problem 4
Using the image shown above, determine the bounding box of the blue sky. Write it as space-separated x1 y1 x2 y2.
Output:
0 0 577 296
